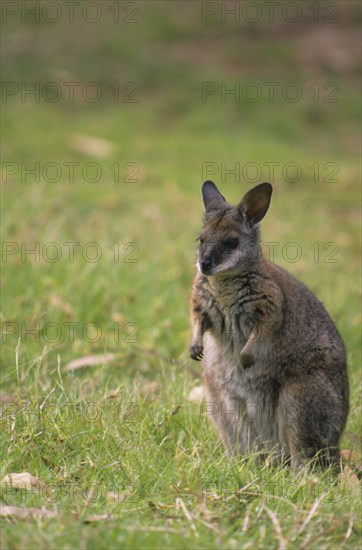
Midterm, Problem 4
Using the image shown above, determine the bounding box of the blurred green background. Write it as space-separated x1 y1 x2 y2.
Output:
1 1 361 548
2 0 361 363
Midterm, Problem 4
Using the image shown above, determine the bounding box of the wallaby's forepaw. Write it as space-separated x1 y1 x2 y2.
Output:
241 350 255 369
189 343 204 361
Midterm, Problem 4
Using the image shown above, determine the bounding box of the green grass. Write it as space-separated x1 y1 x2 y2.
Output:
1 2 361 548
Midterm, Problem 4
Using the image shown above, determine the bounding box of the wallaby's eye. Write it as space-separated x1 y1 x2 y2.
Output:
199 237 204 244
224 238 239 249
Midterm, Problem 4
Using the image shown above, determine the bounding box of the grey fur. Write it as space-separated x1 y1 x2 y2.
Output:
190 181 349 469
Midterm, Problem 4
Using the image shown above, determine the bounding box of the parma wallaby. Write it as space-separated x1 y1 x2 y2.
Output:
190 181 349 469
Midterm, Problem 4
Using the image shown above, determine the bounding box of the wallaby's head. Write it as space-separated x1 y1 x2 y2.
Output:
197 181 272 277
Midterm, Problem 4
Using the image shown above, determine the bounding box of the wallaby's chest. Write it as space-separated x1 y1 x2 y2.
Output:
202 282 257 344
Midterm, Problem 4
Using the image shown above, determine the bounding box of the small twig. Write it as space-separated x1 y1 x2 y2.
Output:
242 503 252 532
176 497 199 537
264 504 287 550
296 495 324 536
9 415 17 443
104 461 121 468
79 480 97 518
224 477 259 502
195 518 220 533
15 338 21 388
39 387 56 411
341 513 354 548
242 491 299 513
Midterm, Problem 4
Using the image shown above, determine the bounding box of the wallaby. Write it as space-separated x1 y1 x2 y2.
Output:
190 181 349 469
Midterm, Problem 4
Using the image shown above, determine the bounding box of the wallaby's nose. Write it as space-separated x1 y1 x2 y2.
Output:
201 258 212 273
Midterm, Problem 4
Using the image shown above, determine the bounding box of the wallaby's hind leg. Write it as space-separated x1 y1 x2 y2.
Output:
278 377 345 470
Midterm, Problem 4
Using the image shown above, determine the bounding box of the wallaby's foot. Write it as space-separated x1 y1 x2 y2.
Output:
189 343 204 361
240 349 255 369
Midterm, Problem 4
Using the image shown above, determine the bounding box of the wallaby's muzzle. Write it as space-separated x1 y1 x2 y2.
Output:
200 257 213 275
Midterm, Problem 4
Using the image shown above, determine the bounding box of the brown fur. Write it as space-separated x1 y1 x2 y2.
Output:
190 181 349 469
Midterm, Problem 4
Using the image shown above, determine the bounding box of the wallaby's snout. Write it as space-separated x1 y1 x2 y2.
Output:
198 234 224 276
199 256 213 276
198 233 215 275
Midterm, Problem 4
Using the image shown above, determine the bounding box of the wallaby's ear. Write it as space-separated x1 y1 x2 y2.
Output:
202 180 227 212
239 182 273 225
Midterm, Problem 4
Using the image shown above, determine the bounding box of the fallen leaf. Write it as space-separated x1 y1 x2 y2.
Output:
341 449 357 460
1 473 48 493
140 381 159 397
64 354 116 372
71 133 116 158
341 449 360 462
0 395 17 403
0 505 57 519
111 312 127 324
338 465 360 490
187 385 204 403
340 450 362 474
